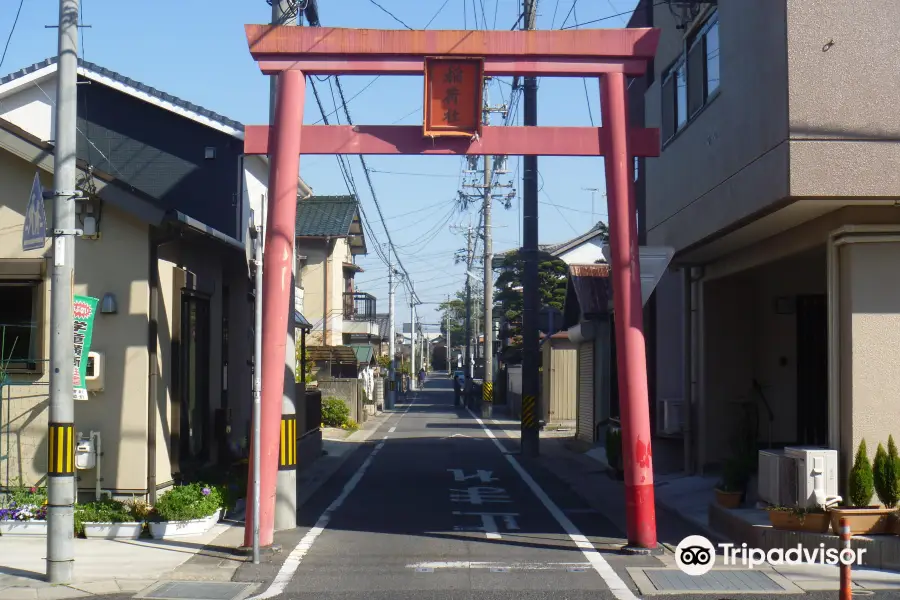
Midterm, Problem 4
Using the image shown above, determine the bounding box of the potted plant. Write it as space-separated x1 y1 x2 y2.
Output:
830 439 894 535
148 483 223 539
715 457 748 508
767 505 830 532
0 484 48 536
75 498 145 539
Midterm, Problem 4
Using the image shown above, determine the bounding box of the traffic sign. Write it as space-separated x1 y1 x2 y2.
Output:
22 172 47 252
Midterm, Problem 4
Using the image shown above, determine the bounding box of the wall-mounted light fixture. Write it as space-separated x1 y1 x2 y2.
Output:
100 292 118 314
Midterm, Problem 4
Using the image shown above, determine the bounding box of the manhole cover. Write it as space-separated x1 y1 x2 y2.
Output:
642 569 786 593
136 581 258 600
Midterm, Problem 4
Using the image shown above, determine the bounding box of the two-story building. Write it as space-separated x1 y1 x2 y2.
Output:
638 0 900 487
295 195 377 353
0 57 310 500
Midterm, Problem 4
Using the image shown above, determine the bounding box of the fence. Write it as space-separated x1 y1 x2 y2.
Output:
1 361 51 491
316 377 367 424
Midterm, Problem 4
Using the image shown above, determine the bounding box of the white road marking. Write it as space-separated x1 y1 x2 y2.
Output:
452 511 520 539
466 407 639 600
407 561 593 570
448 469 496 482
449 487 511 505
249 402 416 599
389 426 397 433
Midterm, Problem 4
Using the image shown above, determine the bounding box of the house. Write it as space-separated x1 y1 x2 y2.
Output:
561 264 617 446
639 0 900 487
294 196 377 352
0 57 310 500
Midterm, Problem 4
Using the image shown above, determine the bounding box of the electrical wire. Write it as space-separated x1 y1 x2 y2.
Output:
0 0 25 72
366 0 414 29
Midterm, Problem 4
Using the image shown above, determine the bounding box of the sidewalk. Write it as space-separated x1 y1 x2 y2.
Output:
480 411 900 592
0 411 391 599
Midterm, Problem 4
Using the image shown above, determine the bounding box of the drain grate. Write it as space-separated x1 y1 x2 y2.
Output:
136 581 258 600
641 569 786 593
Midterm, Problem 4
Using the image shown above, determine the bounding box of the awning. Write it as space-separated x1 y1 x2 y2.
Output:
294 310 312 330
348 343 376 364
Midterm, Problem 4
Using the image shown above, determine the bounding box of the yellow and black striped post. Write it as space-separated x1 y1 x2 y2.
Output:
47 422 75 477
482 381 493 403
521 395 537 429
279 416 297 471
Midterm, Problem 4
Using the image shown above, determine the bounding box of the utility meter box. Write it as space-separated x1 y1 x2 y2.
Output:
75 438 96 470
86 351 104 391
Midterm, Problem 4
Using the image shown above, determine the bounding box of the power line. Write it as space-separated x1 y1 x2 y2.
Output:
366 0 414 29
562 1 660 28
0 0 25 72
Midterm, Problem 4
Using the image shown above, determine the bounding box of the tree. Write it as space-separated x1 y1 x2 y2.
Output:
438 285 483 341
494 249 568 345
294 341 316 384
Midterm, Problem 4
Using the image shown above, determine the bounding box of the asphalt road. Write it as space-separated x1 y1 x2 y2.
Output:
222 375 894 600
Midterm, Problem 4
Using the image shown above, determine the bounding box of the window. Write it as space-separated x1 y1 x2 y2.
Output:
661 11 720 145
0 280 41 371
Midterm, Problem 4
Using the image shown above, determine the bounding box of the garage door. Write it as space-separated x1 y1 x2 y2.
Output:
576 341 594 443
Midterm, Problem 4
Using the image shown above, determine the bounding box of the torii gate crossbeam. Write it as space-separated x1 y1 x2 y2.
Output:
242 24 661 553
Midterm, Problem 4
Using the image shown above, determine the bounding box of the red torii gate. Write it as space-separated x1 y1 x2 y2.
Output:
241 25 662 551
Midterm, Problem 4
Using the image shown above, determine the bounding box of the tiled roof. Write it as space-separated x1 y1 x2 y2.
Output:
568 263 612 317
296 196 358 237
0 57 243 132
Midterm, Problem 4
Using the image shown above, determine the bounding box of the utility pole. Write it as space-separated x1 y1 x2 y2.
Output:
520 0 541 457
270 0 298 535
387 246 396 409
446 294 451 371
464 223 474 380
47 0 79 584
250 198 265 564
409 295 417 390
583 187 599 225
482 82 494 419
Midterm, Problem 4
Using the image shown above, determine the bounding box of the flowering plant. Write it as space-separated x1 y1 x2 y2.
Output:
0 483 48 521
150 483 222 522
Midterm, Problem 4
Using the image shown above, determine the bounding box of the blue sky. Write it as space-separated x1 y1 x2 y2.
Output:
1 0 639 329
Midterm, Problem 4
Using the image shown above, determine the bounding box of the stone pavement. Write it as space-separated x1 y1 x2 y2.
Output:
0 410 391 599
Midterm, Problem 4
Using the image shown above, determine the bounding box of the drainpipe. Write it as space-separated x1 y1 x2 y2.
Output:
682 266 703 475
323 237 331 345
148 228 178 503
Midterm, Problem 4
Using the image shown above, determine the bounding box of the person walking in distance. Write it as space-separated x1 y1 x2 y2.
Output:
418 368 426 388
453 373 462 407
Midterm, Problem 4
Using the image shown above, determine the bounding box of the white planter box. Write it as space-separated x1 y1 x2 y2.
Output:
0 520 47 536
149 509 221 539
83 522 143 539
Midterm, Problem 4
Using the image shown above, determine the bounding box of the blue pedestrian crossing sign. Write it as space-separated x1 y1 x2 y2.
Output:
22 171 47 252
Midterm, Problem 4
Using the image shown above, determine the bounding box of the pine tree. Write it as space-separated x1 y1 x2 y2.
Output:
885 436 900 508
874 443 890 506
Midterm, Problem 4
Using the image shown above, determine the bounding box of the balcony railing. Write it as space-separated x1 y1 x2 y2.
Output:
344 292 376 322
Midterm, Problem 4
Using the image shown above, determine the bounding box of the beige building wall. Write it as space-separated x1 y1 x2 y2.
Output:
298 237 351 347
0 151 150 493
835 237 900 488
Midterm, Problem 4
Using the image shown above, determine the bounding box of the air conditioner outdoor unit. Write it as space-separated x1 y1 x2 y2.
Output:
757 450 797 506
784 446 840 508
659 398 684 435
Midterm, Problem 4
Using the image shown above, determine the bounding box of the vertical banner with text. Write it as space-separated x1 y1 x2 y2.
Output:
72 295 98 400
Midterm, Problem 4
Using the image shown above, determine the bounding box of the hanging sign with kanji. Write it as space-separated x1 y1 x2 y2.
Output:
423 57 484 138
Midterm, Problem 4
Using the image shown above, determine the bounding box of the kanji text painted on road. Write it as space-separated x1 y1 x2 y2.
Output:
423 57 484 138
448 469 519 539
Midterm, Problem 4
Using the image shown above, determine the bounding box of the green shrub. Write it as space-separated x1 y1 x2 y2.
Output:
74 499 136 535
322 397 351 427
849 439 874 508
342 418 360 432
877 436 900 508
605 426 622 471
152 483 222 522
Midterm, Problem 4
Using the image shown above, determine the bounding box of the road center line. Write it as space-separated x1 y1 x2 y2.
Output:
465 407 639 600
249 400 416 600
389 426 397 433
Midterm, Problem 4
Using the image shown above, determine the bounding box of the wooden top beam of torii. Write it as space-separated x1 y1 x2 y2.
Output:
241 25 662 158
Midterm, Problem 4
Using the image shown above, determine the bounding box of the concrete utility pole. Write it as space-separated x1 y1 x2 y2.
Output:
446 294 451 371
270 0 298 534
464 223 474 380
409 296 416 390
47 0 79 584
387 246 396 409
520 0 540 457
250 200 265 564
482 82 494 419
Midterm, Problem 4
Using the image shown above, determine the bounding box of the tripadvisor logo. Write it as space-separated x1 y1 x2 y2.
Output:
675 535 867 576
